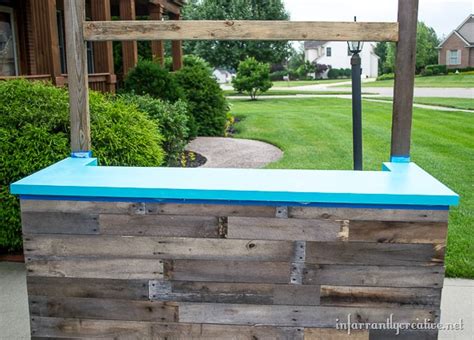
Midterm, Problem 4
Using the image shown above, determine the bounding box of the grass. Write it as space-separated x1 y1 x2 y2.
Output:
372 97 474 111
224 90 354 97
231 97 474 279
360 74 474 88
272 79 349 87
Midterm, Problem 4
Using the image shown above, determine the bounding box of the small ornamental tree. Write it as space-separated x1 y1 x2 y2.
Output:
232 57 272 100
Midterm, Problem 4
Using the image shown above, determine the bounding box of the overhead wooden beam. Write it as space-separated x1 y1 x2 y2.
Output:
64 0 91 153
83 20 399 42
390 0 419 159
149 0 181 15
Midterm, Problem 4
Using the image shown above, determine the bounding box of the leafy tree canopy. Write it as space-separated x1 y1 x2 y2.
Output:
182 0 292 70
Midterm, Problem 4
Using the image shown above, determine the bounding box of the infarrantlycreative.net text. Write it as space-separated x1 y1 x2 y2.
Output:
336 314 464 335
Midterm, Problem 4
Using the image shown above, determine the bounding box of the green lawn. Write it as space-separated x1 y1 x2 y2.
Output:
231 97 474 278
224 90 355 97
373 97 474 111
362 74 474 88
273 79 349 87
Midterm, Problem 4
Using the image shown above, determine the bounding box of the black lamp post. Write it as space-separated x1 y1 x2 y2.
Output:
348 38 364 171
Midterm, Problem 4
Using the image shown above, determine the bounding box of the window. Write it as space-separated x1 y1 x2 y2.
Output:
448 50 461 65
326 47 332 57
0 6 18 76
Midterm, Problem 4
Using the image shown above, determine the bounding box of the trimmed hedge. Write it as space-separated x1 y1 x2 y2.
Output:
377 73 395 81
0 80 165 251
423 64 448 76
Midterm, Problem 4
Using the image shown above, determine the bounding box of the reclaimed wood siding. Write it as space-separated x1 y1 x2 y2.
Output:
21 200 448 339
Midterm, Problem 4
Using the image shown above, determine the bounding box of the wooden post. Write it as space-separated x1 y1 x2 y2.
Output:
120 0 138 75
90 0 116 92
170 12 183 71
390 0 419 159
64 0 91 153
149 3 165 66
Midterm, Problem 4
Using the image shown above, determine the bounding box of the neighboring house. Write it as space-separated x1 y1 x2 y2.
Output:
213 68 234 84
438 14 474 69
0 0 185 93
304 41 379 78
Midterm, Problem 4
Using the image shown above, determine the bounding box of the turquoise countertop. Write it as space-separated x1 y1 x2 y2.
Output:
10 157 459 207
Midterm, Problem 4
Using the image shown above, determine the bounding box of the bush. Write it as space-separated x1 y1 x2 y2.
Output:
448 66 474 73
175 64 228 136
0 80 165 251
327 68 341 79
424 64 448 75
232 57 273 100
420 68 434 77
165 55 213 74
123 60 184 102
270 70 288 81
122 95 190 166
376 73 395 81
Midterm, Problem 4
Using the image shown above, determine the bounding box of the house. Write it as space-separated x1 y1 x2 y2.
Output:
212 68 234 84
438 14 474 69
304 41 379 78
0 0 185 93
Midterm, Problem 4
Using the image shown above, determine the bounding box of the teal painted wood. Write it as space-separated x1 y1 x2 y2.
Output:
10 158 458 206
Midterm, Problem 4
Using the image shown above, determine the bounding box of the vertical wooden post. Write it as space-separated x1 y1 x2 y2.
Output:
90 0 116 92
64 0 91 153
120 0 138 75
390 0 419 159
149 3 165 66
170 12 183 71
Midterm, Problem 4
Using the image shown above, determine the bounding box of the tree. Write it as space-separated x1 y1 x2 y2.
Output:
182 0 292 70
232 57 272 100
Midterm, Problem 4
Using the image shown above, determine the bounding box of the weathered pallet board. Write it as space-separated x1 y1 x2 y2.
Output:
304 242 444 266
320 285 441 308
369 329 439 340
289 207 449 222
149 280 320 305
29 296 178 322
146 203 276 217
20 200 141 214
348 220 447 244
227 217 344 241
304 264 445 288
22 212 100 235
178 303 439 327
305 328 369 340
26 257 164 280
24 235 294 261
99 214 222 237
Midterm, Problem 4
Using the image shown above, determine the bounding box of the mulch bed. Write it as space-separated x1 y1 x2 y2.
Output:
0 248 24 263
181 151 207 168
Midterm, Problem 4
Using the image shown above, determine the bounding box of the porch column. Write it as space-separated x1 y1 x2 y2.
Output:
169 12 183 71
149 3 165 66
30 0 63 85
119 0 138 76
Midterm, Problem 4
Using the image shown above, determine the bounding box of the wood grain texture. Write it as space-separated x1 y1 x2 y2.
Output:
348 220 447 244
24 234 294 261
146 203 276 217
30 296 178 322
20 200 140 214
178 303 438 327
305 328 369 340
21 212 99 235
83 20 399 42
304 264 444 288
305 241 444 266
320 285 441 308
369 329 438 340
289 207 448 222
227 217 344 241
26 257 163 280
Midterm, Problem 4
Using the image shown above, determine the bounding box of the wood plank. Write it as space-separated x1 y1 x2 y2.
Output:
29 296 178 322
303 264 444 288
31 317 303 339
83 21 399 42
320 285 441 308
305 328 369 340
26 257 163 280
227 217 344 241
20 200 140 214
99 214 221 237
64 0 91 152
170 12 184 71
146 203 276 217
348 220 447 244
178 303 438 327
391 0 419 157
27 277 148 300
369 329 438 340
149 280 320 305
119 0 138 75
289 207 448 222
24 234 294 262
165 260 291 284
22 212 99 235
305 242 444 266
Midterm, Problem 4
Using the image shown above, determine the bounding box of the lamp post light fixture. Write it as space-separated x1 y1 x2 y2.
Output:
348 24 364 171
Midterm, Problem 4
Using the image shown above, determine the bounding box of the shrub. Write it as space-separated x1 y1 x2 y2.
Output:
175 64 228 137
327 68 341 79
0 80 165 251
164 55 213 74
448 67 474 73
232 57 273 100
425 64 448 75
270 70 288 81
123 60 184 102
420 68 434 77
122 94 190 166
376 73 395 81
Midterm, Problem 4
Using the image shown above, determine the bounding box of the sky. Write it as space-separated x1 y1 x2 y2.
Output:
283 0 473 39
